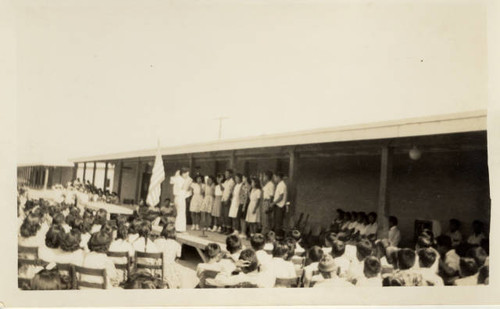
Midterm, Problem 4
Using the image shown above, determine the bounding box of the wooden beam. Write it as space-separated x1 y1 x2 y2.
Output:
103 162 109 191
376 146 394 239
43 167 49 190
92 162 97 186
117 161 124 201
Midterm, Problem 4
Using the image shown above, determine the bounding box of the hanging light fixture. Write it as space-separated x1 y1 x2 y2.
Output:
409 145 422 160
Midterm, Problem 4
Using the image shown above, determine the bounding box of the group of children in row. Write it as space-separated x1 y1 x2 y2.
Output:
185 169 287 237
18 192 185 290
193 224 489 288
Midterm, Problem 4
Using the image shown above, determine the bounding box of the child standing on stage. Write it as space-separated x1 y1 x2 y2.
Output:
238 175 251 238
260 171 274 234
189 175 205 231
246 177 262 236
210 174 225 232
201 176 215 231
228 174 243 235
221 169 235 234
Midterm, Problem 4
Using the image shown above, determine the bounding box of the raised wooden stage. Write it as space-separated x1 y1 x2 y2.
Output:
176 228 251 263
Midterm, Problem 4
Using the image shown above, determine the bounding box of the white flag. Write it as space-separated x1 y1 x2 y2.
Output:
146 147 165 207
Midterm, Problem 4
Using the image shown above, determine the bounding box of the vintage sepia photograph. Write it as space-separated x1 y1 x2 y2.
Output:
2 0 499 306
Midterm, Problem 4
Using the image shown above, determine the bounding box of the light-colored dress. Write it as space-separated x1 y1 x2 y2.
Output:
228 183 242 218
201 184 215 213
189 183 204 213
211 185 223 217
154 238 182 288
246 189 262 223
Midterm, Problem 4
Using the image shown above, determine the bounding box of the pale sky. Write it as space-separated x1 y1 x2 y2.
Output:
16 0 487 164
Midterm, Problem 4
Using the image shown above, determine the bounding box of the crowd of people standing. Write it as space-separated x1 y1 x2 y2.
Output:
171 168 289 238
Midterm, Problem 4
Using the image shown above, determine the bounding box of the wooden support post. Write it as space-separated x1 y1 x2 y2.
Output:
103 162 109 191
43 167 49 190
117 161 124 201
287 148 299 229
92 162 97 186
229 151 236 170
189 155 195 174
135 160 142 205
83 162 87 182
377 146 393 239
73 163 78 181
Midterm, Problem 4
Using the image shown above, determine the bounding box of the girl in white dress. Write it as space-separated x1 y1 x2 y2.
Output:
246 177 262 236
189 175 205 231
228 174 243 235
201 176 215 231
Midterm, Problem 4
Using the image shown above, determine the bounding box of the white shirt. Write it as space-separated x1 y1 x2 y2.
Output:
132 237 160 254
206 270 275 288
314 277 353 288
262 181 275 200
356 276 382 287
334 255 351 278
454 274 478 286
388 226 401 247
222 178 235 202
365 222 378 236
80 251 119 289
273 181 287 207
467 233 485 246
271 257 296 279
303 262 319 286
154 238 182 263
255 250 273 271
109 239 135 258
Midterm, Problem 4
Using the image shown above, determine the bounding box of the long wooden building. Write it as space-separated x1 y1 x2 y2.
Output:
70 110 490 246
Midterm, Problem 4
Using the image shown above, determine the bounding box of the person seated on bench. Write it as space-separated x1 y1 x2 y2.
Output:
205 249 275 288
313 255 353 288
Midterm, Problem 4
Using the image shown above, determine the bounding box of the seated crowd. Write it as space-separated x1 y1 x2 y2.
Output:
18 184 489 290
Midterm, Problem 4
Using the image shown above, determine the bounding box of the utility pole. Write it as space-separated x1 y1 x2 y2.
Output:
214 116 229 140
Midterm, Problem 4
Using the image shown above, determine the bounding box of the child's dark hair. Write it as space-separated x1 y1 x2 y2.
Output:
265 231 276 243
226 235 242 254
363 256 381 278
284 237 296 260
94 208 108 226
45 225 63 249
307 246 324 263
466 247 488 268
417 248 437 268
239 249 259 273
60 230 82 252
52 212 65 226
436 235 452 250
116 225 129 240
20 214 41 238
124 270 166 289
389 216 398 226
459 257 478 277
88 230 112 253
356 239 373 260
250 233 266 251
397 248 416 270
160 224 176 240
331 240 346 258
477 265 489 284
206 243 221 259
272 241 289 258
449 218 461 228
30 268 62 290
263 170 273 180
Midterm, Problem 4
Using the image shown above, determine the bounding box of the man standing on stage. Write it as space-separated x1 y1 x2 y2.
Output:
271 172 287 232
221 169 235 234
261 171 275 234
171 167 192 233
